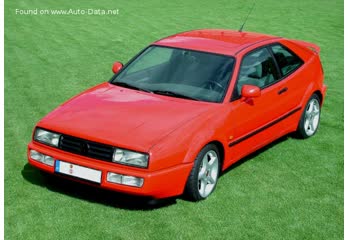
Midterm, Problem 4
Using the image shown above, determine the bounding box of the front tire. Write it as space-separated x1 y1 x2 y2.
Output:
184 144 220 201
296 94 321 138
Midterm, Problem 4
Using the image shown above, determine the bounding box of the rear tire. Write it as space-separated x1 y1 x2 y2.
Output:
184 144 220 201
296 94 321 139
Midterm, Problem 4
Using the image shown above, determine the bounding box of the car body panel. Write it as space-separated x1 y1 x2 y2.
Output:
37 82 216 153
155 29 280 56
28 29 327 199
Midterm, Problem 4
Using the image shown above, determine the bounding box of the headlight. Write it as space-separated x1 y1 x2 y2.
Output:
34 128 61 147
112 148 149 168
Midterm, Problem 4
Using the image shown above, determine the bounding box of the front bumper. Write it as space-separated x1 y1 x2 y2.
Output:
27 141 193 199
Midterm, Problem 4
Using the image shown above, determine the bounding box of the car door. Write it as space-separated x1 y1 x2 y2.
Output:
225 45 293 164
268 43 306 112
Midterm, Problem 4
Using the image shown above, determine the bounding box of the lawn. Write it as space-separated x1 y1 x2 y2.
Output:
4 0 344 239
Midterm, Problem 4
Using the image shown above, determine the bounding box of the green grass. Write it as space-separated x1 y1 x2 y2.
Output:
5 0 343 239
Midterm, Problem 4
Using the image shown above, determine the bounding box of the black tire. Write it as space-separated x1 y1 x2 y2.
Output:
184 144 221 201
296 94 321 139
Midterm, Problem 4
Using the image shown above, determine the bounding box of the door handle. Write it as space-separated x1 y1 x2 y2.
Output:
278 87 288 95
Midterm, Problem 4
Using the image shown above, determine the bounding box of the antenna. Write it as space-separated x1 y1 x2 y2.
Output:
238 0 256 32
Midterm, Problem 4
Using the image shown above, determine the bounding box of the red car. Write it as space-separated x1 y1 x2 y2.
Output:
28 29 327 201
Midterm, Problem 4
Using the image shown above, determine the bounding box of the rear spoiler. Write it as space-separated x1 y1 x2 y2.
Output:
289 39 321 54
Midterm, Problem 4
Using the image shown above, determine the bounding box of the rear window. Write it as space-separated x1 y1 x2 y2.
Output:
271 44 303 77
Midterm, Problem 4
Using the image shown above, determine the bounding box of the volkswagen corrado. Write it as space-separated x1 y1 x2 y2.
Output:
28 29 327 201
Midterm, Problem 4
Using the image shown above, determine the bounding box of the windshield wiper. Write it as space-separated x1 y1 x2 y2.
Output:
113 82 152 93
152 90 199 101
113 82 198 100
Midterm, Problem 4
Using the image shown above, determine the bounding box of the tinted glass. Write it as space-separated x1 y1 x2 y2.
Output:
112 46 235 103
271 44 303 76
234 47 279 98
127 47 173 74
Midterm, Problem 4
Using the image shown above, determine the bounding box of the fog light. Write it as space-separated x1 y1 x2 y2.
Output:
30 150 43 161
107 172 144 187
30 150 55 166
122 175 144 187
43 155 54 166
107 172 122 184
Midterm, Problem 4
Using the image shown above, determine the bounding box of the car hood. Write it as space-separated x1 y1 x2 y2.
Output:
38 83 215 152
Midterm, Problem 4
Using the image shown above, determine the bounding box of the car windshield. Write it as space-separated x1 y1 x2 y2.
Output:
111 46 235 103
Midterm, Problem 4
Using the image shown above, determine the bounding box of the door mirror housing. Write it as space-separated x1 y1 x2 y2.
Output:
241 85 261 98
112 61 123 74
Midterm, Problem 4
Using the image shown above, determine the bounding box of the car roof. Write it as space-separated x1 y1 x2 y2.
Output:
153 29 281 56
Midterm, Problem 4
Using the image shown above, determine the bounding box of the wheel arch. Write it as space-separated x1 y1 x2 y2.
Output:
313 90 323 105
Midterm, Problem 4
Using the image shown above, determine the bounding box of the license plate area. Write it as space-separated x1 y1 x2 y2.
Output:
55 160 102 184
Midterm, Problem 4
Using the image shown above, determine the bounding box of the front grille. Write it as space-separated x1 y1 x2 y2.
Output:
59 135 114 161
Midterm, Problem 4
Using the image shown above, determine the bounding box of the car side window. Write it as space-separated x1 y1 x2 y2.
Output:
271 44 303 77
234 47 279 98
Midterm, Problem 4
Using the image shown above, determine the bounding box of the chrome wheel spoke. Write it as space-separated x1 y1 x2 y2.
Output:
199 179 207 196
304 118 310 130
208 154 217 168
309 121 315 131
305 110 312 118
207 175 215 184
308 100 314 113
198 168 206 179
200 157 208 172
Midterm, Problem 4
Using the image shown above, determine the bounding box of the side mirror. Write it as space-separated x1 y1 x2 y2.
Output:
112 61 123 74
241 85 261 98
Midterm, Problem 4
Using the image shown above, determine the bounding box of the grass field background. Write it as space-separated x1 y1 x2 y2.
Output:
5 0 344 239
